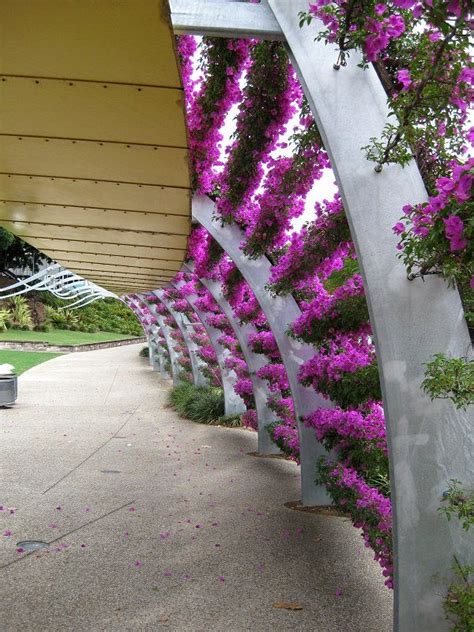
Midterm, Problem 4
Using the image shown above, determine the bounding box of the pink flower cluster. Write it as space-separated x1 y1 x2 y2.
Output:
256 363 290 393
268 396 296 423
176 35 198 107
326 463 393 587
304 402 387 452
394 158 472 252
233 377 254 398
299 328 375 389
242 141 330 255
227 278 267 326
247 330 280 359
217 333 238 351
154 302 168 316
242 409 258 431
216 53 302 222
206 313 230 331
177 356 192 369
198 345 217 364
171 299 191 313
271 424 300 463
187 39 250 193
291 273 365 338
269 194 347 291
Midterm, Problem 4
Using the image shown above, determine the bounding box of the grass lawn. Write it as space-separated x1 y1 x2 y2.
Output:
0 350 62 375
0 329 139 346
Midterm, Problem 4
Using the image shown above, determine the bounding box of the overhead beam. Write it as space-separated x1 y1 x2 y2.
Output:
169 0 284 40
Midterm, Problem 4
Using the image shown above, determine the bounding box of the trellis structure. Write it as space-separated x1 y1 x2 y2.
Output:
137 3 471 631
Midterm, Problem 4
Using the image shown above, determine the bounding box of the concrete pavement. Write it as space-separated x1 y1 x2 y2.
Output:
0 344 392 631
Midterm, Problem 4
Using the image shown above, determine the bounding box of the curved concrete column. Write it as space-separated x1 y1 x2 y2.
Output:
268 3 472 630
174 283 246 417
148 333 160 371
154 291 208 387
129 302 160 372
133 296 169 378
193 271 280 454
193 195 331 505
152 311 182 386
149 326 171 379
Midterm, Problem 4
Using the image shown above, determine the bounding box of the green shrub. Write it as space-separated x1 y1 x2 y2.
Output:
76 297 142 335
439 480 474 532
218 414 242 427
34 323 52 333
139 346 150 358
8 296 32 329
169 382 196 416
44 306 79 329
169 383 225 424
0 307 11 330
187 388 225 423
422 354 474 410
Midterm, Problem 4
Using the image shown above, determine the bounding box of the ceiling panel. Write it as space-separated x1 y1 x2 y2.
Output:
0 0 190 296
0 0 180 86
0 175 189 215
0 137 189 188
1 77 187 147
0 202 190 235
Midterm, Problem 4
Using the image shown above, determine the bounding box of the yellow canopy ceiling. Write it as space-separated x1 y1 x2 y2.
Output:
0 0 190 295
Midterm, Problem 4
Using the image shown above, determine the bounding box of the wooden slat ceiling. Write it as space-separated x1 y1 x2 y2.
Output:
0 0 190 295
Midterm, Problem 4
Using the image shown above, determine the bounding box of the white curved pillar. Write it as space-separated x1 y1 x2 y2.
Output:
175 285 247 417
193 196 332 505
154 292 208 387
195 273 280 454
267 4 472 629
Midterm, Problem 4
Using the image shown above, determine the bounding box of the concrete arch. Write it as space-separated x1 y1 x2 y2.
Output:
185 266 279 455
173 279 246 417
131 295 171 379
193 196 331 505
148 325 171 379
154 291 208 387
267 4 473 630
146 303 183 387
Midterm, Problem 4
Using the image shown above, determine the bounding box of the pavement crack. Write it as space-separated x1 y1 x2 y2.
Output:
0 500 136 571
103 366 120 404
41 405 140 494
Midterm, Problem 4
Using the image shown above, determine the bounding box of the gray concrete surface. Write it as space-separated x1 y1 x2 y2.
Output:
0 344 392 631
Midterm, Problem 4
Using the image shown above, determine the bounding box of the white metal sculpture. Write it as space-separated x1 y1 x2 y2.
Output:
0 263 115 307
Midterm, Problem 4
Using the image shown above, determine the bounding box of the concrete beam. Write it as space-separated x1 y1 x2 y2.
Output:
170 0 284 40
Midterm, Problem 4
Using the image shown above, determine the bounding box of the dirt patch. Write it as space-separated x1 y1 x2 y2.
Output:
247 451 287 460
284 500 347 518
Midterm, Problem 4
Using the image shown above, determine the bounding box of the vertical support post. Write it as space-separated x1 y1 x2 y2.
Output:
193 197 331 505
268 2 473 629
194 272 280 454
154 291 208 387
149 326 170 378
133 296 169 378
176 286 247 417
148 334 160 371
153 312 182 386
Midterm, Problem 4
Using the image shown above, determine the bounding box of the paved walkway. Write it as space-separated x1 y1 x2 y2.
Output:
0 345 392 631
